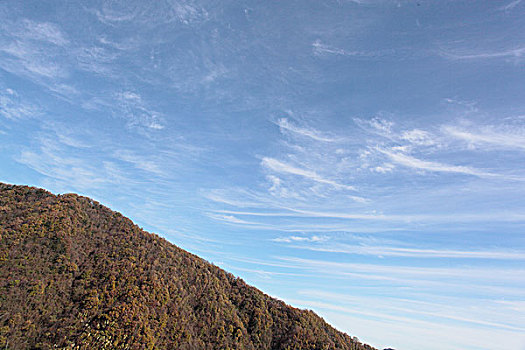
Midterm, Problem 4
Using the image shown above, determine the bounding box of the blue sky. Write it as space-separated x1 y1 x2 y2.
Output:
1 0 525 349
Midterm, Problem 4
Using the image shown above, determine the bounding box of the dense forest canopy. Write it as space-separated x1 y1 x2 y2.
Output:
0 183 376 350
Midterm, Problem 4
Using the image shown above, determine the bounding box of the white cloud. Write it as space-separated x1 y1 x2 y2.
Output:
291 243 525 260
18 20 69 46
0 41 68 79
443 124 525 151
111 91 165 130
212 208 525 223
92 1 208 26
118 91 142 102
18 148 109 190
0 18 121 97
93 8 138 24
443 98 479 113
75 46 119 75
113 150 165 176
368 117 394 134
0 19 71 77
0 19 69 48
261 157 356 191
276 118 338 142
377 147 503 179
203 189 264 208
371 163 395 173
312 40 394 59
441 47 525 61
0 88 39 120
348 195 369 203
206 213 262 226
401 129 436 146
266 174 298 198
278 256 525 282
43 122 91 148
501 0 523 11
272 235 329 243
287 291 525 350
169 2 209 25
496 300 525 313
297 290 525 332
312 40 352 56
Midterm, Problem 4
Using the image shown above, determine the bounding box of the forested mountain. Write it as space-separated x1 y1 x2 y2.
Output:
0 183 376 350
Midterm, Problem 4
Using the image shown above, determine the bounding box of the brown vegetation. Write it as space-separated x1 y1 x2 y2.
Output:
0 183 376 350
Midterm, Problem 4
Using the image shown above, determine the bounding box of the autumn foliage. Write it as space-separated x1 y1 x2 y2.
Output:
0 183 376 350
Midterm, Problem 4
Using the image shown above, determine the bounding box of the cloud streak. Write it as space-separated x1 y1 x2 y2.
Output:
276 118 339 142
293 291 525 333
17 19 69 46
278 256 525 283
443 124 525 151
284 243 525 260
440 47 525 61
377 147 509 179
211 208 525 224
261 157 356 191
0 88 40 120
501 0 523 11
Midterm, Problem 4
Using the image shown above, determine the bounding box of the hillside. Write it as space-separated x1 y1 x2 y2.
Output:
0 183 376 350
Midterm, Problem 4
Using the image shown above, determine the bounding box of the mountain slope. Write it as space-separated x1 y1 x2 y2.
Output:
0 183 376 350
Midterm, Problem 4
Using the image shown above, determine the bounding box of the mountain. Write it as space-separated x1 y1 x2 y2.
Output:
0 183 376 350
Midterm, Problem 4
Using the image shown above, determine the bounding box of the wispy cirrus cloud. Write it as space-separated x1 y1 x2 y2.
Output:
0 17 113 101
0 87 40 120
75 46 120 76
115 91 165 130
91 1 209 26
400 129 437 146
0 19 71 81
0 40 69 79
272 235 329 243
312 39 421 60
202 114 525 252
313 39 360 57
83 91 165 131
13 126 161 192
261 157 356 191
354 116 525 182
19 19 69 46
500 0 523 11
275 117 339 142
278 256 525 283
41 121 92 149
443 124 525 151
18 145 118 191
212 208 525 224
284 242 525 260
15 19 69 46
288 290 525 350
440 47 525 62
113 150 166 176
376 147 503 179
354 116 396 139
296 290 525 332
202 188 265 208
0 16 133 102
206 213 260 226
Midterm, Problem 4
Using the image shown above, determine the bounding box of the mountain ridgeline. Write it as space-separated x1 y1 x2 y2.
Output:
0 183 376 350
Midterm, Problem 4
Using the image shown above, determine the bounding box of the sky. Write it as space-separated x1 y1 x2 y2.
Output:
1 0 524 349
